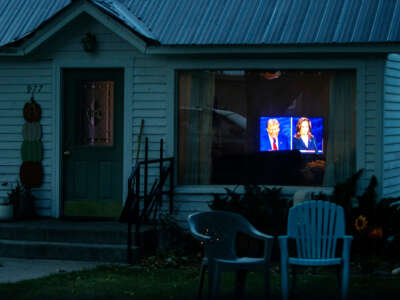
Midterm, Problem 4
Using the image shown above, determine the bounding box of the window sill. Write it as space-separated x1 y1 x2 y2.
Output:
174 185 334 195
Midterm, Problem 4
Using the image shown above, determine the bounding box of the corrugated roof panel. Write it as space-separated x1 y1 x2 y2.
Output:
280 0 311 44
369 0 396 42
225 0 257 44
251 0 278 44
315 0 345 43
243 0 270 43
0 0 71 47
207 0 233 44
181 0 212 44
191 0 222 44
147 0 172 36
160 0 193 44
387 0 400 41
167 1 199 44
263 0 292 44
297 0 327 43
212 0 240 44
333 0 362 43
350 0 379 42
4 0 400 48
195 0 226 44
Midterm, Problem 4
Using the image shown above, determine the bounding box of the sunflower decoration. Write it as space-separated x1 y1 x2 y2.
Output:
354 215 368 232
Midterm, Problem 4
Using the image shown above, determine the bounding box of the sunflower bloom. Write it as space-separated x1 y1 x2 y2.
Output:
354 215 368 231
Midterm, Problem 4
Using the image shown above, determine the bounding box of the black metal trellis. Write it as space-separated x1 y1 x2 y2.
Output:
119 138 174 264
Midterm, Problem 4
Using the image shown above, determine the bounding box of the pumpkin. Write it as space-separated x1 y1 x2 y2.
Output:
21 141 42 162
368 227 383 239
20 161 43 188
23 99 42 122
22 122 42 141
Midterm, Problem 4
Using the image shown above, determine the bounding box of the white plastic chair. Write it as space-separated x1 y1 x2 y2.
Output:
188 211 274 300
279 200 353 300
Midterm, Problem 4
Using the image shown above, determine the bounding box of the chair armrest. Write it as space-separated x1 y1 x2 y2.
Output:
242 226 274 260
243 224 274 241
187 221 212 242
247 227 274 241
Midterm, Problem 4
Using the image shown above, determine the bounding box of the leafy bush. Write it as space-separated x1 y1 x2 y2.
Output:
209 184 290 235
314 171 400 259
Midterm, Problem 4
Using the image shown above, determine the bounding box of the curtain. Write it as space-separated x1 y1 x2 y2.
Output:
323 71 356 186
178 72 215 184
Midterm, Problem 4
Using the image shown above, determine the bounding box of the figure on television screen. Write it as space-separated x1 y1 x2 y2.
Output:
293 117 318 152
261 118 289 151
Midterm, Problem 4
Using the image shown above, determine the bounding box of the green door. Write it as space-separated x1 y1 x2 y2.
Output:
62 69 123 218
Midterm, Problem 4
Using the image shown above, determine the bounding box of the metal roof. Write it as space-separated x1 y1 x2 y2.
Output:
0 0 70 47
2 0 400 48
124 0 400 45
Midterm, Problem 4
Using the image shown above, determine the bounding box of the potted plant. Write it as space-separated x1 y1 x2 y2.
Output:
0 181 21 220
0 181 36 221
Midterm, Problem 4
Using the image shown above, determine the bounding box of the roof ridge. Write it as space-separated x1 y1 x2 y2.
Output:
91 0 157 41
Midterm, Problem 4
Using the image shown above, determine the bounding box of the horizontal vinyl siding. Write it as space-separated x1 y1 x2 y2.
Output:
0 60 53 216
131 57 170 193
383 53 400 197
364 58 381 192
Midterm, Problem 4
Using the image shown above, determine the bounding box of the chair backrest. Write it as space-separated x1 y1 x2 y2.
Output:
287 200 345 259
188 211 253 260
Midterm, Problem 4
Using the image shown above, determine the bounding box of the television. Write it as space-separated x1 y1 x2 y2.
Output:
259 116 323 153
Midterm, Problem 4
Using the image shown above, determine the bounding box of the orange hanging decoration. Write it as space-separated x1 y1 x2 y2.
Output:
20 161 43 188
23 98 42 122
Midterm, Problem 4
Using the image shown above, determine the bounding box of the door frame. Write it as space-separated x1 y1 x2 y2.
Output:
53 59 133 218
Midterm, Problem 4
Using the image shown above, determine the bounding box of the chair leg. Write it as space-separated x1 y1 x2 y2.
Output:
263 265 271 300
208 262 221 300
291 266 296 298
341 263 350 300
336 265 342 299
197 264 207 300
235 270 247 300
280 261 289 300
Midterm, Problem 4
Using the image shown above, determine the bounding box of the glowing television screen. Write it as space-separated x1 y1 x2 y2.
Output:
259 116 323 153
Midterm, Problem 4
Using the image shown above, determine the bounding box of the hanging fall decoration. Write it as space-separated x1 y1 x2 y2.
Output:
22 122 42 141
21 141 42 162
20 161 43 188
23 98 42 122
20 95 43 188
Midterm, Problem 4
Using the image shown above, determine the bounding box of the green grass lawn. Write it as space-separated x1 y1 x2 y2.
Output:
0 264 398 300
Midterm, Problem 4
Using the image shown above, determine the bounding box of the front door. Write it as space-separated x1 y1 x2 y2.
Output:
62 69 123 218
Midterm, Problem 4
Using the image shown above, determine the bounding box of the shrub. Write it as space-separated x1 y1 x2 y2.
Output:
210 184 291 235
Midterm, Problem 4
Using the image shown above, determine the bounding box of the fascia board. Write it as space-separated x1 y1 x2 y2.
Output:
146 44 400 55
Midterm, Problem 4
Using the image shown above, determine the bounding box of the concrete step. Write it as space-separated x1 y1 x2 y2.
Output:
0 220 157 263
0 220 153 245
0 239 139 263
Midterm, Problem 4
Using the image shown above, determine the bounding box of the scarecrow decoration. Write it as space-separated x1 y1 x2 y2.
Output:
20 86 44 188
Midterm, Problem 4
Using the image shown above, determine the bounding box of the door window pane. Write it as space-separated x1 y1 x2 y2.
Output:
78 81 114 146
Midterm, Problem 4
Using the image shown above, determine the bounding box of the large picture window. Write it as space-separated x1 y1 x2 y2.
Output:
178 70 356 186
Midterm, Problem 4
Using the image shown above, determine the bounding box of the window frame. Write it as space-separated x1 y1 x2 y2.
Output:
168 58 366 192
